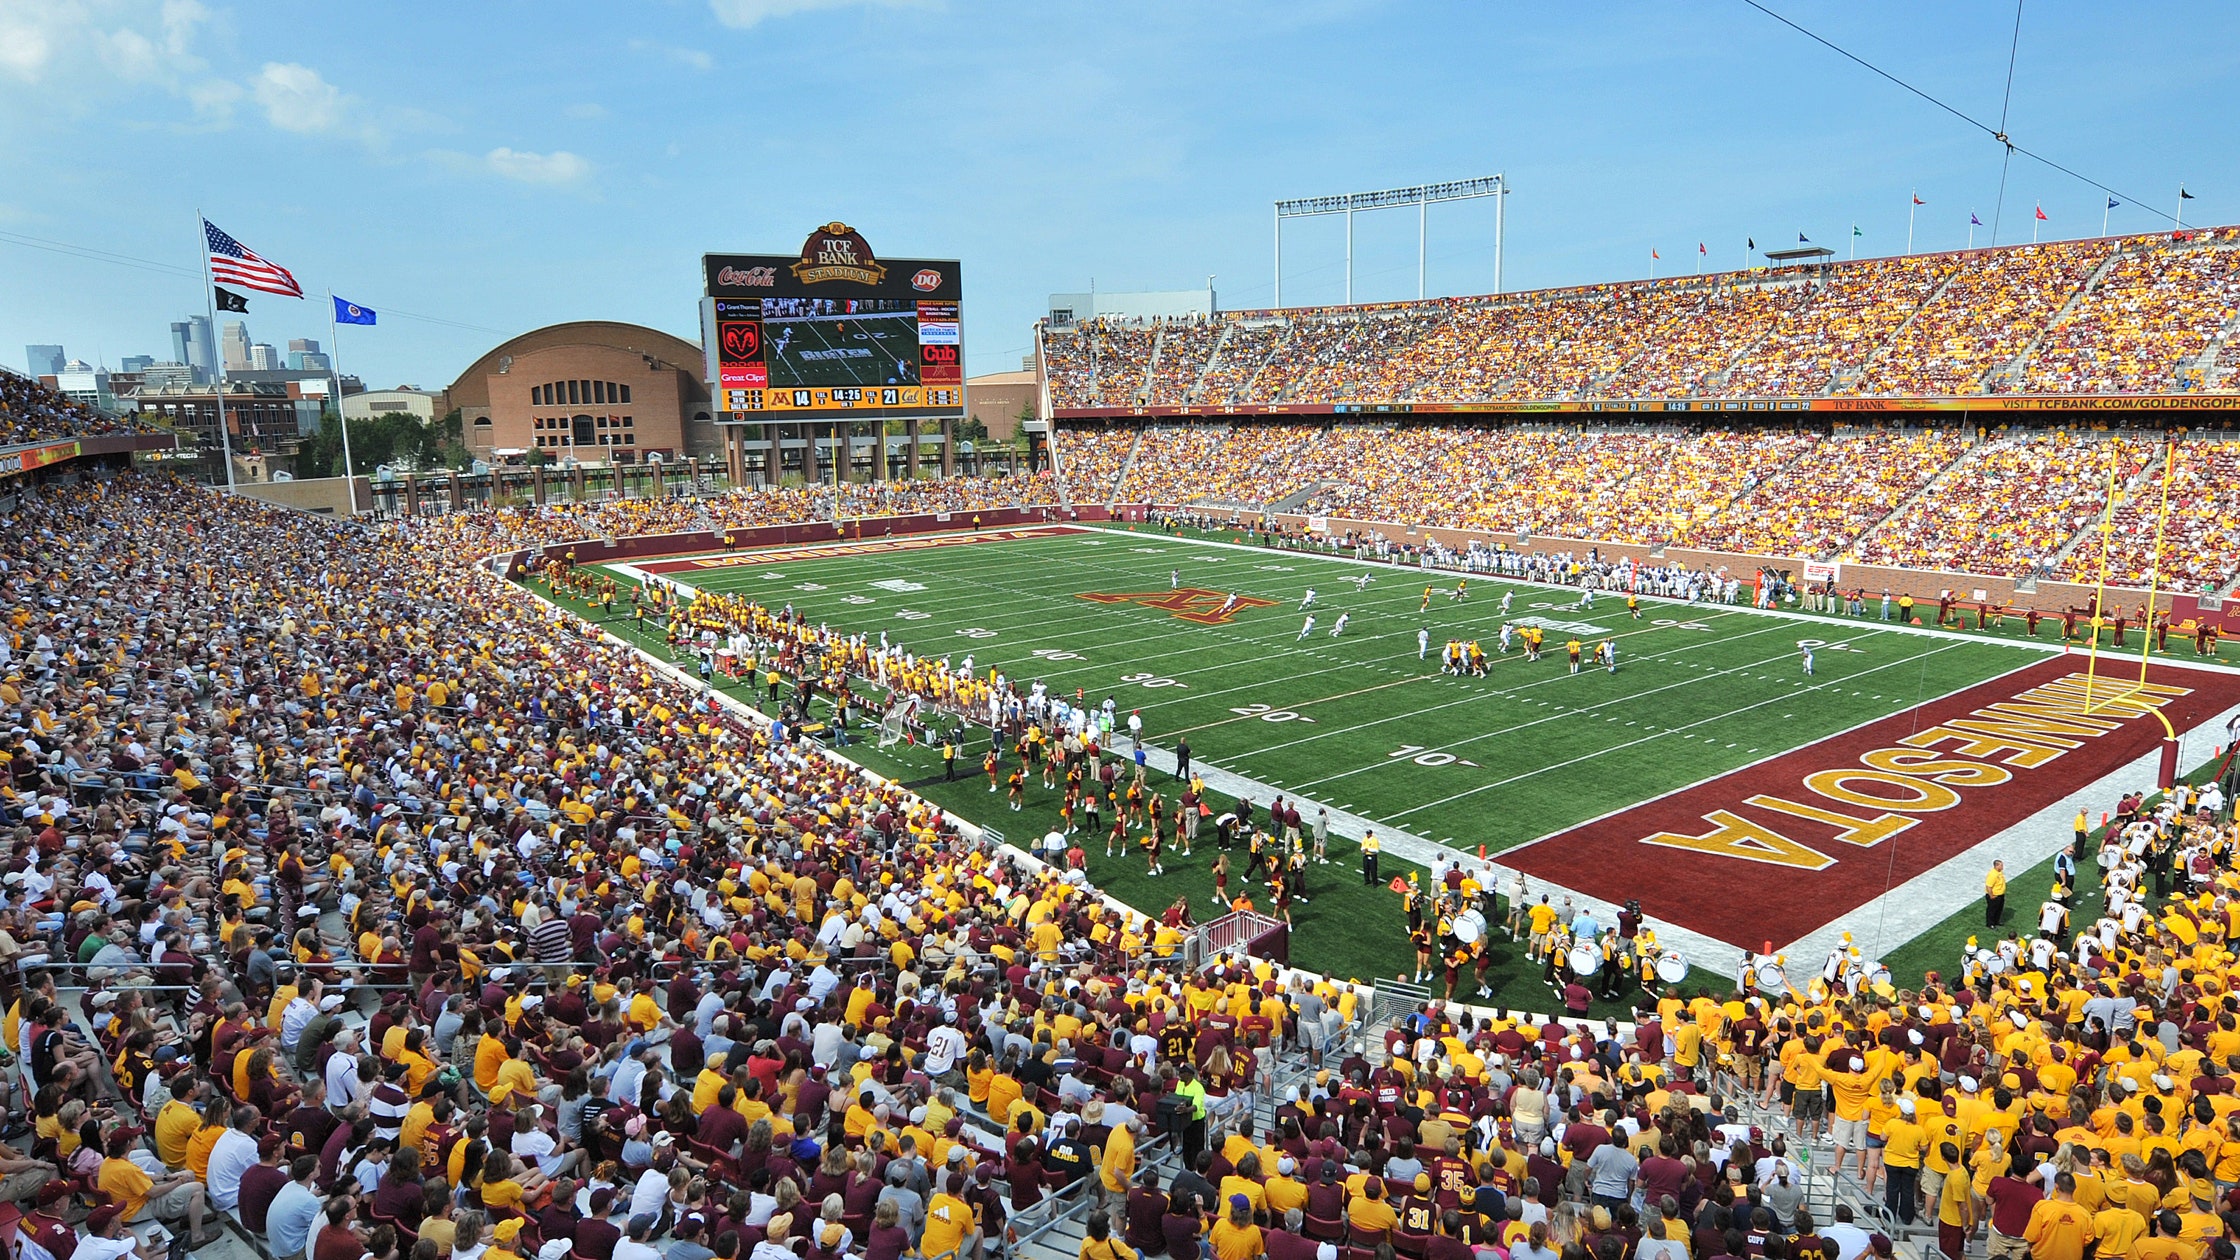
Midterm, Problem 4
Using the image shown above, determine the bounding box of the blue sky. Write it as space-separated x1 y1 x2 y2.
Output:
3 0 2234 392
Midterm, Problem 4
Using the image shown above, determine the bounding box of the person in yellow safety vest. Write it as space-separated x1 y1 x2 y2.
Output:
1360 833 1380 886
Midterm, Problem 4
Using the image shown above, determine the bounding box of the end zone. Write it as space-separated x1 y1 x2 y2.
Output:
1505 659 2240 950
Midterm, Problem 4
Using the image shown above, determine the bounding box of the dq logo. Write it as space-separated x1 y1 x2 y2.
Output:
1077 587 1279 626
721 323 760 358
911 269 943 291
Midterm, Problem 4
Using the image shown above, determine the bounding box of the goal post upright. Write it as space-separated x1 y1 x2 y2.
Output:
2079 439 2181 786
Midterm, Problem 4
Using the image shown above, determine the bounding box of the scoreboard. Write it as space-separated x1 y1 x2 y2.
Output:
702 223 964 421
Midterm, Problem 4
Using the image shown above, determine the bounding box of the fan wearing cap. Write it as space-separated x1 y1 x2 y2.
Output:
73 1203 140 1260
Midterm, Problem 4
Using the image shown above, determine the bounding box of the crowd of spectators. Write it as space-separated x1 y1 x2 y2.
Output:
1683 430 1971 560
0 469 1390 1260
0 368 151 446
1850 432 2149 577
1043 235 2240 408
397 474 1062 552
1855 245 2111 396
2022 247 2240 395
1144 322 1226 408
2059 441 2240 591
1064 421 2240 584
22 466 2240 1260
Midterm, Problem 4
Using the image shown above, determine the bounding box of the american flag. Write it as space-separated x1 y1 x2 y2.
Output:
203 218 302 298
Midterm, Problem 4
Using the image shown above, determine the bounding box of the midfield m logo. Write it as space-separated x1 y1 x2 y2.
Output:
1077 587 1279 626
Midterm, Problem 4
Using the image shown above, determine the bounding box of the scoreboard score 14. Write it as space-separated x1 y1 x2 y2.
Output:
703 224 965 421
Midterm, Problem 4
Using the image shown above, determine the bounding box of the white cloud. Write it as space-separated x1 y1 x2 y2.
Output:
252 61 345 133
707 0 923 29
627 39 713 71
483 147 592 184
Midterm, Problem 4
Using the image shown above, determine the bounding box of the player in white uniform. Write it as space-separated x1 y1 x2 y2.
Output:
1330 612 1349 637
1171 569 1180 589
1299 588 1317 610
1297 614 1317 640
1417 626 1431 659
1600 641 1617 673
1580 587 1595 610
1499 591 1513 615
1801 644 1816 677
1351 573 1374 591
1498 623 1513 654
1218 592 1238 614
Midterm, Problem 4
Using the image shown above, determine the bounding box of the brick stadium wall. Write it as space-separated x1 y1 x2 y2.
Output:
508 504 1114 575
1224 509 2240 634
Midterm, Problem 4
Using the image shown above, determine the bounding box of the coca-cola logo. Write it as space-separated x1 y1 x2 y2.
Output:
720 323 760 358
911 269 943 291
717 265 776 287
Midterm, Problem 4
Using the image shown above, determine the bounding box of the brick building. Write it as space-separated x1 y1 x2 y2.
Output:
446 322 720 466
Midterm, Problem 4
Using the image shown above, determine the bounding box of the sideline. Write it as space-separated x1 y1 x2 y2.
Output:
506 569 1644 1033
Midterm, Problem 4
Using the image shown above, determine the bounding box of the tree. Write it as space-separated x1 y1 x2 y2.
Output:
294 409 471 479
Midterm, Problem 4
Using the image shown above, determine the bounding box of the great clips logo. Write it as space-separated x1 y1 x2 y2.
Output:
716 265 776 287
911 269 943 292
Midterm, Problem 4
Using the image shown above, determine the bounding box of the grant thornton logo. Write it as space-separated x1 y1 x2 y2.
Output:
790 223 887 286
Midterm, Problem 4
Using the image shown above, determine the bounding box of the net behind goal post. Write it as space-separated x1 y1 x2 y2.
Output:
878 695 921 749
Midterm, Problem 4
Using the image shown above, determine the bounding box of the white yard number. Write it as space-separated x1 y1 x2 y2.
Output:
896 610 932 621
1797 638 1864 653
1653 619 1712 632
1121 672 1188 689
840 595 875 606
1131 547 1166 554
1031 648 1085 662
1389 744 1476 767
956 627 998 639
1230 702 1313 723
1255 564 1294 572
795 582 826 592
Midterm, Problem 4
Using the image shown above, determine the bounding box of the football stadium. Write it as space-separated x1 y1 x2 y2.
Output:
9 8 2240 1260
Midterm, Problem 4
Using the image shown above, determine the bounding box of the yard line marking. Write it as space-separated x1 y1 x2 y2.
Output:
1381 638 1971 821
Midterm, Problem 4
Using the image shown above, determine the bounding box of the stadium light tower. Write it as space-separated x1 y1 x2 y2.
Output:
1274 175 1506 308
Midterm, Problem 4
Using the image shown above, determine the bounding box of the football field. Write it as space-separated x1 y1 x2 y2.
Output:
764 311 919 388
571 523 2240 1000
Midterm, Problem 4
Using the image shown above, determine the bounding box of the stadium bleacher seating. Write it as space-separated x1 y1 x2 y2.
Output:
1064 421 2240 586
1044 234 2240 407
11 452 2240 1260
0 368 150 445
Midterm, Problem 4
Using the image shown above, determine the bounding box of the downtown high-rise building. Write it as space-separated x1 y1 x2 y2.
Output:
220 320 251 371
164 317 220 382
23 345 63 377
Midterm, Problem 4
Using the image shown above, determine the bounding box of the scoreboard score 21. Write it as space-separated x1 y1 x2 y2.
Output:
702 223 965 421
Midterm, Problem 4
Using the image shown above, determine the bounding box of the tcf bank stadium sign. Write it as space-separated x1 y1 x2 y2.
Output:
1052 394 2240 419
703 228 961 302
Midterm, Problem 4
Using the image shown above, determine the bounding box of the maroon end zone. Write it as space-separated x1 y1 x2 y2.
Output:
1504 658 2240 948
631 525 1085 575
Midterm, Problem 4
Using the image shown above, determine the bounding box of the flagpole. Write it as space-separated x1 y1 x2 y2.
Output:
1907 193 1917 255
196 211 239 493
2176 183 2184 232
2033 207 2041 245
1968 215 1976 250
2102 200 2111 238
325 290 359 504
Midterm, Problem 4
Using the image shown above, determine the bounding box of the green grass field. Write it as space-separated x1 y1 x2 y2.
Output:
536 522 2233 1008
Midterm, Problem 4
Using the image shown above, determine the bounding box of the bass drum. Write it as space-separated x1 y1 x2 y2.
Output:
1752 959 1787 992
1655 951 1688 984
1452 916 1482 945
1568 945 1602 977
